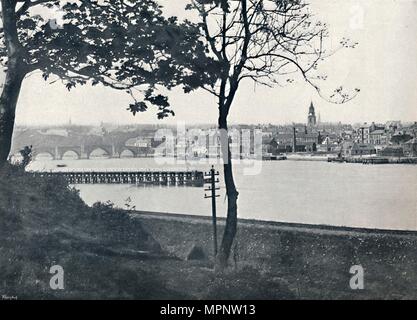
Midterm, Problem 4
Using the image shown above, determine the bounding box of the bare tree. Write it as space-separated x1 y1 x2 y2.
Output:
186 0 359 270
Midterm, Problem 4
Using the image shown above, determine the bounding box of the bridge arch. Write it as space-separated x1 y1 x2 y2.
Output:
61 150 80 160
120 148 136 158
33 148 56 161
33 151 55 160
88 147 111 159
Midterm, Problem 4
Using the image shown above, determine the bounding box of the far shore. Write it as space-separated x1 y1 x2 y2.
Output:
286 154 329 161
286 153 417 164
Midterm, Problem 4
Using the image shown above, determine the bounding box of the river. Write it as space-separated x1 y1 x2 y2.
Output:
29 156 417 231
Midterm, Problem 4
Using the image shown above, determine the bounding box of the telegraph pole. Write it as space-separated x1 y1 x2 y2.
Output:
204 166 220 256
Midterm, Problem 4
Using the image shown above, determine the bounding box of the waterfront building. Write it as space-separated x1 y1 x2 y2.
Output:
350 143 376 156
342 142 376 157
340 141 353 157
273 130 320 153
317 136 339 153
369 129 387 145
403 138 417 157
356 122 385 144
262 137 278 156
39 128 69 137
378 146 404 157
404 122 417 137
125 137 151 148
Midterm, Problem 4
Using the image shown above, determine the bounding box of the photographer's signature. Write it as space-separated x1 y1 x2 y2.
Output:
1 294 18 300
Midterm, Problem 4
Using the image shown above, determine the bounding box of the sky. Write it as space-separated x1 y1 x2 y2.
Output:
11 0 417 126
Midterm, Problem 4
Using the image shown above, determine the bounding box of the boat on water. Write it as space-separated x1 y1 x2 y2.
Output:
328 157 344 163
262 154 287 161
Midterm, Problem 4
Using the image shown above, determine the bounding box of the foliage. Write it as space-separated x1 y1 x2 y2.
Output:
124 196 136 211
391 133 413 145
204 265 295 299
0 0 219 118
91 200 131 223
18 145 32 168
0 164 169 298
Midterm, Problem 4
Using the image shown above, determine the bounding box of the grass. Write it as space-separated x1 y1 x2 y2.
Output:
0 164 175 299
0 163 295 300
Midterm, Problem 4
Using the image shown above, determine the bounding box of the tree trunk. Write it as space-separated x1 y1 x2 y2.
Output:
0 0 26 165
0 67 25 164
215 109 239 270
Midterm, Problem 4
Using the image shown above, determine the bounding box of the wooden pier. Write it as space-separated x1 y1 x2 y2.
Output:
36 170 205 187
362 158 389 164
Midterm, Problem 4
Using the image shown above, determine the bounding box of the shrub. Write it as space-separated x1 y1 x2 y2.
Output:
204 265 295 300
0 163 163 298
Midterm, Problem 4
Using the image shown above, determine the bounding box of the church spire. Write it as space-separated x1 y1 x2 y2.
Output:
310 101 315 111
307 101 317 127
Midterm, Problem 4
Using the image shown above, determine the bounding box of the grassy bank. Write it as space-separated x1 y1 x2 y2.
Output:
0 164 180 299
0 164 295 299
135 212 417 299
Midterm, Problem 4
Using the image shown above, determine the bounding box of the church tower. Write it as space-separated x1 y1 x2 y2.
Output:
307 101 317 127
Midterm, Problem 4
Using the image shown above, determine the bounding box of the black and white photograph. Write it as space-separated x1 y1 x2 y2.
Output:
1 0 417 305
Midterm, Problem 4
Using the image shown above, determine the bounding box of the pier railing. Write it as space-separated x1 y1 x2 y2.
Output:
34 169 205 187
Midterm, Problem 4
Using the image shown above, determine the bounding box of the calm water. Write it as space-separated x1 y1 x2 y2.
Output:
29 157 417 231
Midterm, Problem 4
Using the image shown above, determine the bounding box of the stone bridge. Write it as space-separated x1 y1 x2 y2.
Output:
29 144 152 160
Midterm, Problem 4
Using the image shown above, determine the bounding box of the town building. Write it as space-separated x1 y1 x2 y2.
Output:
403 138 417 157
341 142 376 157
39 128 69 137
385 121 402 132
262 137 278 157
125 137 151 148
356 122 385 144
369 129 387 145
378 146 404 157
404 122 417 138
271 128 321 153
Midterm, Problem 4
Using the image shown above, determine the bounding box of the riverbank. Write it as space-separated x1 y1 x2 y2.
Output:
287 153 417 164
335 156 417 164
134 211 417 299
286 153 329 161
